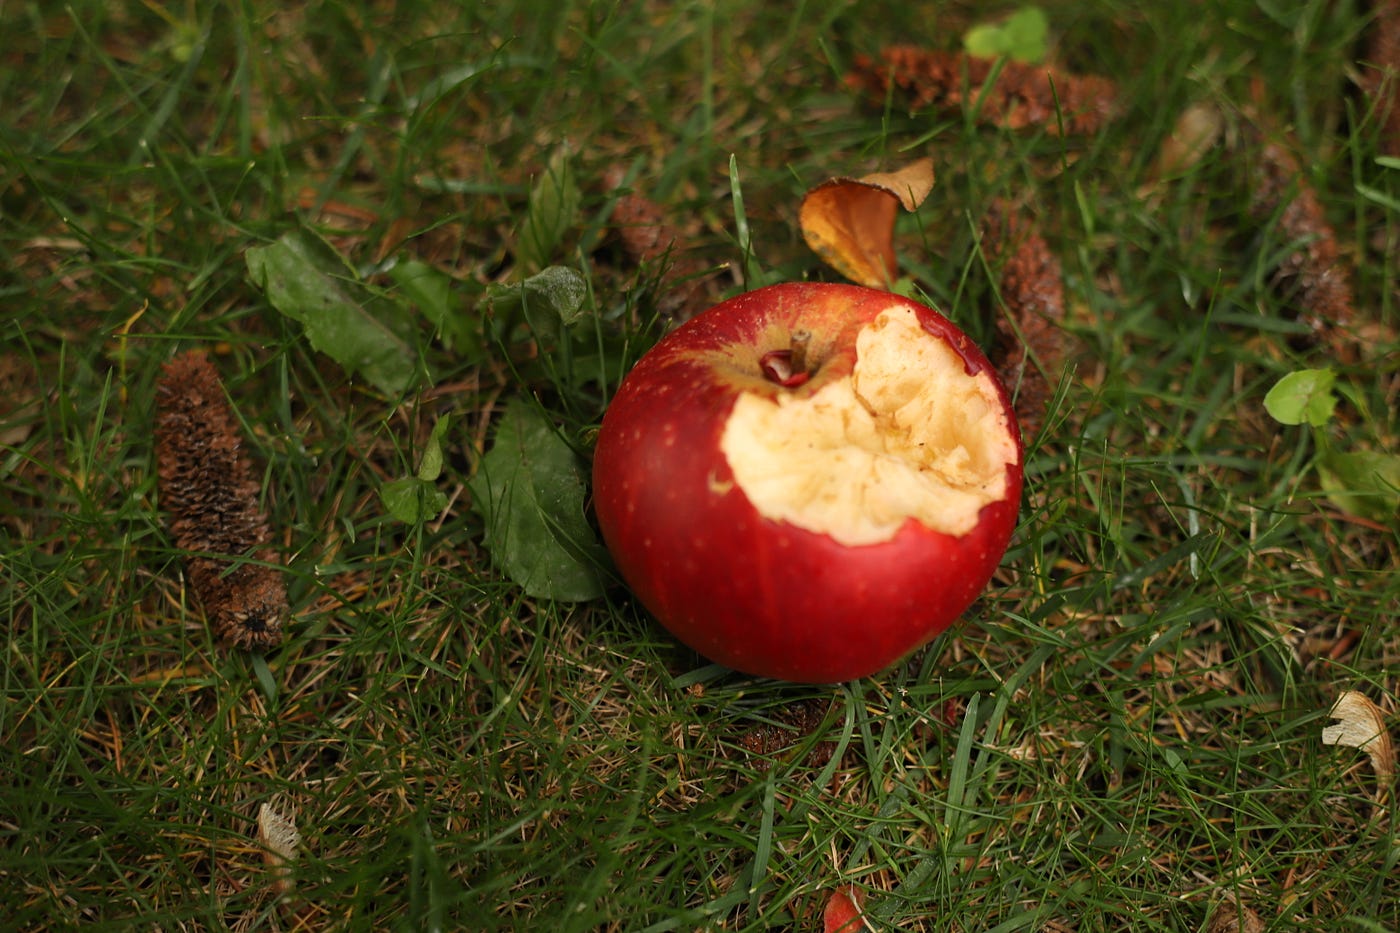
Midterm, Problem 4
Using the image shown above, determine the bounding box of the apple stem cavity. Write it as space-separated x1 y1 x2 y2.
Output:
759 329 814 388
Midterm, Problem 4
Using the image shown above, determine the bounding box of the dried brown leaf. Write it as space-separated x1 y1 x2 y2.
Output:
799 157 935 287
607 173 677 267
1150 102 1225 180
847 46 1118 136
1322 690 1395 780
1205 899 1266 933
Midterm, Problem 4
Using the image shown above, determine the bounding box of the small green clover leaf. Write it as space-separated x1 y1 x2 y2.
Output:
964 6 1050 64
1263 369 1336 427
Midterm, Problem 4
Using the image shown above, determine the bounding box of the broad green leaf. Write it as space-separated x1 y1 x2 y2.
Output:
392 259 487 362
1263 368 1336 426
246 229 421 395
964 6 1049 63
1317 449 1400 524
390 259 457 340
418 415 451 482
467 399 607 602
381 477 418 523
515 145 580 273
486 265 589 344
381 476 448 525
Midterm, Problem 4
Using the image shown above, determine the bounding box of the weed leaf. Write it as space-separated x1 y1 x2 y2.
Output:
390 259 474 351
486 265 589 345
381 476 448 525
516 145 580 273
467 399 606 601
247 229 421 395
1317 449 1400 524
379 417 453 524
1262 368 1336 426
419 415 451 482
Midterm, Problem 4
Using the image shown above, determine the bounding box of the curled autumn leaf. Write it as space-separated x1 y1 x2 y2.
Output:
799 157 935 288
1322 690 1395 780
823 885 869 933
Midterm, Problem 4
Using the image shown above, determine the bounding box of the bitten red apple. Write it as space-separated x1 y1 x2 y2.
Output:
592 282 1022 683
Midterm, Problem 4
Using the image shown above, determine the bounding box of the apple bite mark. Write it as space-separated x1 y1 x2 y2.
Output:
720 304 1018 547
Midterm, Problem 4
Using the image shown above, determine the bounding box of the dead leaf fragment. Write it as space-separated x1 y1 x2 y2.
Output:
257 799 301 896
1321 690 1395 780
823 885 869 933
1205 898 1266 933
1150 102 1225 180
799 157 935 288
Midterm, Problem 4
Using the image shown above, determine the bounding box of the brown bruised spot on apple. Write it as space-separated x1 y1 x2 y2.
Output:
592 281 1023 683
722 304 1017 546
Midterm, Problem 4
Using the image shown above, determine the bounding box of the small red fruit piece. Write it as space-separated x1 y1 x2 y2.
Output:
823 885 868 933
592 282 1023 683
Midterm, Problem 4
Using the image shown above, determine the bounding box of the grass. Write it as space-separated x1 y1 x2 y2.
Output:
2 0 1397 930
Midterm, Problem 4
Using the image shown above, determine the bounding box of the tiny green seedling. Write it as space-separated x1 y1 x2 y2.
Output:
380 415 452 524
1264 368 1400 522
963 6 1050 64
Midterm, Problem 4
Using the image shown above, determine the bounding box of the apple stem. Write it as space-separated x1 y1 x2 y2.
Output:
789 329 812 378
759 330 815 389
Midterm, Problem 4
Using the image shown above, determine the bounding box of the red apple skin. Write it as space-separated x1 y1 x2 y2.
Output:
591 282 1023 683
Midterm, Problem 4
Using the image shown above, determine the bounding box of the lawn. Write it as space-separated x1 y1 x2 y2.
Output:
2 1 1397 930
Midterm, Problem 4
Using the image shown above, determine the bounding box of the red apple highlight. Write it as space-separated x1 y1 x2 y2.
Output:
592 282 1023 683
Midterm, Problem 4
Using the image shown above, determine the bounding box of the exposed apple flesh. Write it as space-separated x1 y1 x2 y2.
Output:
592 282 1022 683
723 303 1013 545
